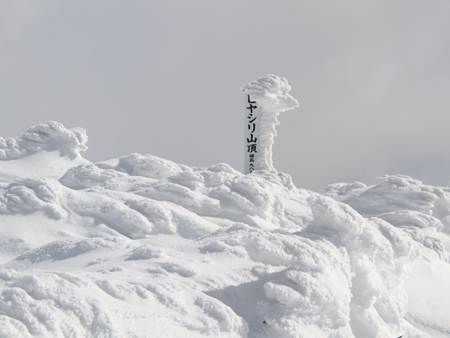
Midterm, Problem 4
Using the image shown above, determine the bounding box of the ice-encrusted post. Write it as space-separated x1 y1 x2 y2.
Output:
242 75 298 173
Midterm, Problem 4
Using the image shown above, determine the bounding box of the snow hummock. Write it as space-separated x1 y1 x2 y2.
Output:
242 75 299 171
0 122 449 338
0 122 89 184
0 121 87 160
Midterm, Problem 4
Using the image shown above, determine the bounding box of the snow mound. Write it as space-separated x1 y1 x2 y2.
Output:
0 122 90 184
0 121 87 160
0 122 448 337
59 164 128 190
323 175 450 337
322 174 450 262
96 153 189 179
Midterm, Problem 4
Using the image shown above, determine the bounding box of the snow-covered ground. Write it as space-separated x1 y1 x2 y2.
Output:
0 121 449 337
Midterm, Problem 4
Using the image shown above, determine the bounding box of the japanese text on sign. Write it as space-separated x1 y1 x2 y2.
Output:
245 94 258 173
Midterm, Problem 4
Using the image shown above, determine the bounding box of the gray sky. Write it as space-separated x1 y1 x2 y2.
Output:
1 0 450 191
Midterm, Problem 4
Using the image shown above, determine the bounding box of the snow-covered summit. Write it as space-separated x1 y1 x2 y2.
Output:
0 122 449 337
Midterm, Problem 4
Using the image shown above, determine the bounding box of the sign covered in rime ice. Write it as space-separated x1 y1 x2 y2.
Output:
242 75 299 173
244 94 260 174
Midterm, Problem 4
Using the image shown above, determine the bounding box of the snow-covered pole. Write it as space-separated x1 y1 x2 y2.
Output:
243 93 260 174
242 75 298 173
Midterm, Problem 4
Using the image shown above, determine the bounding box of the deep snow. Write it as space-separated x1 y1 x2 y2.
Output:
0 121 449 338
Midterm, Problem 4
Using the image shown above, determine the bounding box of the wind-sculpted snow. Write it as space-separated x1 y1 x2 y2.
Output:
97 153 189 179
0 124 449 337
0 121 87 160
59 164 128 190
322 175 449 217
322 174 450 262
0 177 67 219
241 75 298 114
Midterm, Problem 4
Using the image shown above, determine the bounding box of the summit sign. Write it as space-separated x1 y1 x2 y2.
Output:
242 75 299 175
245 94 260 174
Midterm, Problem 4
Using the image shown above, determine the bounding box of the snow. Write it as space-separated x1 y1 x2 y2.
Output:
242 75 299 172
0 121 87 161
0 121 449 338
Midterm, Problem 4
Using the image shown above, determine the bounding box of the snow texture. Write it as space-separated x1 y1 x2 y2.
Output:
242 75 299 171
0 121 87 160
0 121 448 338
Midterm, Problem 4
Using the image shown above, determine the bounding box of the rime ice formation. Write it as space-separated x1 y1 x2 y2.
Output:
0 122 449 338
0 121 87 160
0 122 90 184
242 75 299 172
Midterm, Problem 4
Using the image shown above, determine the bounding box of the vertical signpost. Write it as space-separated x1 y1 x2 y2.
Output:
244 94 259 174
242 75 298 174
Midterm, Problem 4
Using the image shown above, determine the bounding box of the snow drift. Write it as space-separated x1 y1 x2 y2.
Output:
0 122 449 338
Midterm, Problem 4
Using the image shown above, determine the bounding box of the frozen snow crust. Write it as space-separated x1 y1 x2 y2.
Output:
0 123 449 337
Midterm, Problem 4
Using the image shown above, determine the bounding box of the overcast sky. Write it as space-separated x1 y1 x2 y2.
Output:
1 0 450 191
